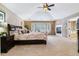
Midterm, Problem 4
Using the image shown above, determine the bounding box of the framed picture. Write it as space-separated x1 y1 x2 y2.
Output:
0 11 5 23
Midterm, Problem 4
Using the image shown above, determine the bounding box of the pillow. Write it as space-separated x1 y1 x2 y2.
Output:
16 29 22 35
24 29 27 33
17 30 21 34
14 30 19 35
27 30 30 33
21 30 25 34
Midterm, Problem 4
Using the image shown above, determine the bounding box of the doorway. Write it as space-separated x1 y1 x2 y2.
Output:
68 19 77 41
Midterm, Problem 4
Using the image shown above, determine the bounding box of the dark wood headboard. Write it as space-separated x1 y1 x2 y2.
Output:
7 24 22 31
7 24 22 36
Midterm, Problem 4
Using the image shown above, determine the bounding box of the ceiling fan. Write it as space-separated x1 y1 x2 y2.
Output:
38 3 55 11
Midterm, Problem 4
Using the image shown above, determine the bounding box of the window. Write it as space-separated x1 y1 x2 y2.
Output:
0 11 5 23
31 23 51 33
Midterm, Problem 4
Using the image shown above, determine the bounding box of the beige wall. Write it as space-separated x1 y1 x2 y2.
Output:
0 4 22 26
56 19 63 25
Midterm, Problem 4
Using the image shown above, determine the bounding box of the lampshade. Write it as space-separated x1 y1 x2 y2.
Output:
0 22 7 33
0 22 7 27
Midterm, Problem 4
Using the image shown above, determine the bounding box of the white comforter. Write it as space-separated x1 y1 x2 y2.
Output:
14 32 47 40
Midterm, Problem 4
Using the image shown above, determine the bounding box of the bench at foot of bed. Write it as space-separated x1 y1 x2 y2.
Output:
14 40 47 45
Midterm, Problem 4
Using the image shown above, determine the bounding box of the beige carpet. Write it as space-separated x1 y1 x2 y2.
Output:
1 35 79 56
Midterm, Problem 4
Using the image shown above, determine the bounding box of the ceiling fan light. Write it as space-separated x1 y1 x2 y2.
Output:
44 8 48 12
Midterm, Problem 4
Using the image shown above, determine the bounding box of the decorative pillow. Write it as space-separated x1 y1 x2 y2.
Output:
27 30 30 33
21 30 25 34
17 30 21 34
24 29 27 33
14 30 19 35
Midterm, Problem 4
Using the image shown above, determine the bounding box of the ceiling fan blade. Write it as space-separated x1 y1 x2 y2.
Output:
48 8 51 11
38 7 43 8
48 4 55 7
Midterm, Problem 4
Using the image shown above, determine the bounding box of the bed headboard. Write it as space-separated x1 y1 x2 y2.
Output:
7 24 22 36
8 24 22 31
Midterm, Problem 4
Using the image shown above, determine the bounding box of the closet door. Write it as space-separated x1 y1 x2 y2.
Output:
77 19 79 52
68 21 77 40
77 19 79 30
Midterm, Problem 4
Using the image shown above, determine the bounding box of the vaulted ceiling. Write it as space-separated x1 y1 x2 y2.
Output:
2 3 79 20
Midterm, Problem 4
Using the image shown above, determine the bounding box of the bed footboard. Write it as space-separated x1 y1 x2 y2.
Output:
14 40 47 45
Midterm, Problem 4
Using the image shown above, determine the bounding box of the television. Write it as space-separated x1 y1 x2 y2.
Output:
56 27 61 33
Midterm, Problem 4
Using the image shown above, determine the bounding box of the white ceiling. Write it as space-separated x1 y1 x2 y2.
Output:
2 3 79 20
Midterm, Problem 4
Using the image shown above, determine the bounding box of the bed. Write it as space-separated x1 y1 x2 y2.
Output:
14 32 47 40
7 24 47 45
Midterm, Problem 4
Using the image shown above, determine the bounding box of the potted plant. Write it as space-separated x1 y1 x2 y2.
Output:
0 32 7 37
24 25 29 30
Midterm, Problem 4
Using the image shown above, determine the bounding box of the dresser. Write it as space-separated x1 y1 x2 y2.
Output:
1 35 14 53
